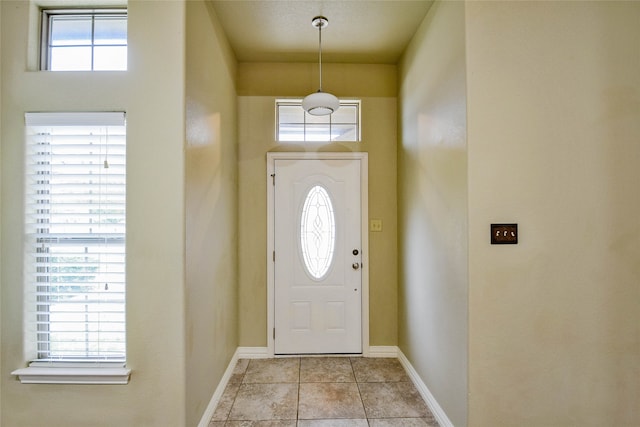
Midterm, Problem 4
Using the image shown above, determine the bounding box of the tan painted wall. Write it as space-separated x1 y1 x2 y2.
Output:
398 1 468 426
0 2 3 421
185 1 238 426
237 64 398 347
466 2 640 425
237 63 397 98
1 1 188 425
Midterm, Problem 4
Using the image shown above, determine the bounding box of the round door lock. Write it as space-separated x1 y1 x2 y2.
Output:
352 249 359 256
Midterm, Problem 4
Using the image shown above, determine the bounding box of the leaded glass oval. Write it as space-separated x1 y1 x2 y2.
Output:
300 185 336 280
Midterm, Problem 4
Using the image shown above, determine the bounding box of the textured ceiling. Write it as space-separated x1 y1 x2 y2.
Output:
210 1 434 64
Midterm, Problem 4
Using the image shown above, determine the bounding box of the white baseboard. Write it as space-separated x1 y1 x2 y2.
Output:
197 348 240 427
397 349 454 427
236 346 397 358
367 345 399 358
237 346 270 358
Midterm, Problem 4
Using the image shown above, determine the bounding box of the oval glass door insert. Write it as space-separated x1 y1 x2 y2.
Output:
300 185 336 280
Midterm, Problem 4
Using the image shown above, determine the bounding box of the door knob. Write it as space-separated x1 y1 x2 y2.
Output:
352 263 360 270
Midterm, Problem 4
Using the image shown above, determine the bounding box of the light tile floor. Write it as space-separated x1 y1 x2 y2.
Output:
209 357 439 427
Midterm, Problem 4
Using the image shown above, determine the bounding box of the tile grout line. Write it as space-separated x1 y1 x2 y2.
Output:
296 357 302 426
350 357 372 426
225 359 248 423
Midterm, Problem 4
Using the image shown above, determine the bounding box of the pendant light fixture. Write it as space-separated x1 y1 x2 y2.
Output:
302 16 339 116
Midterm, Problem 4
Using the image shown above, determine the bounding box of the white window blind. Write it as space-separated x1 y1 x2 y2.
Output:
24 112 126 362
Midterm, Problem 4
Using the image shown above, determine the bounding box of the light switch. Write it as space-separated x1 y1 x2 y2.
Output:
370 219 383 232
491 223 518 244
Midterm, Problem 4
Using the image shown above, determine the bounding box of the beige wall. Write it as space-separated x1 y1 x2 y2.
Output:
398 1 468 426
0 1 3 421
237 64 398 347
399 2 640 425
1 1 188 425
466 2 640 426
185 1 238 426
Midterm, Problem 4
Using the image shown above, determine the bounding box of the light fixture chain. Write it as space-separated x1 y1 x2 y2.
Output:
318 21 323 92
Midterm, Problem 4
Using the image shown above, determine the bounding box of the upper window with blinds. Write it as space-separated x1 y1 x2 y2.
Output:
41 9 127 71
276 99 361 142
24 112 126 362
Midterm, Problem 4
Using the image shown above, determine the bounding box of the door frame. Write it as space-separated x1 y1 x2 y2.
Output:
267 152 369 356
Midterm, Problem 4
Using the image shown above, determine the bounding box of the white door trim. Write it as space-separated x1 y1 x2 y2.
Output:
267 152 369 357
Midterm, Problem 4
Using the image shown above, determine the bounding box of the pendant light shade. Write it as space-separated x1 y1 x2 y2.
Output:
303 16 339 116
302 91 340 116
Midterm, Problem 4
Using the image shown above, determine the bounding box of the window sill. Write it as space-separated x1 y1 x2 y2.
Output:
12 364 131 385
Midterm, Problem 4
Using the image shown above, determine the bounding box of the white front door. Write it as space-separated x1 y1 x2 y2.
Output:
273 157 363 354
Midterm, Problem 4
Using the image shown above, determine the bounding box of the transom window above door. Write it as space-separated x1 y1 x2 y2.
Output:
276 99 361 142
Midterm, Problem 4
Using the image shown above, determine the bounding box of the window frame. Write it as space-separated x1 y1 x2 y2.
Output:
12 112 130 385
40 8 128 71
275 99 361 143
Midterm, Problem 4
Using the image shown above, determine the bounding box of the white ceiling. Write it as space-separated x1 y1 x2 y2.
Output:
210 1 434 64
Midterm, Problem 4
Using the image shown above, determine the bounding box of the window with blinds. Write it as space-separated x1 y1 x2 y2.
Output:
24 112 126 362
